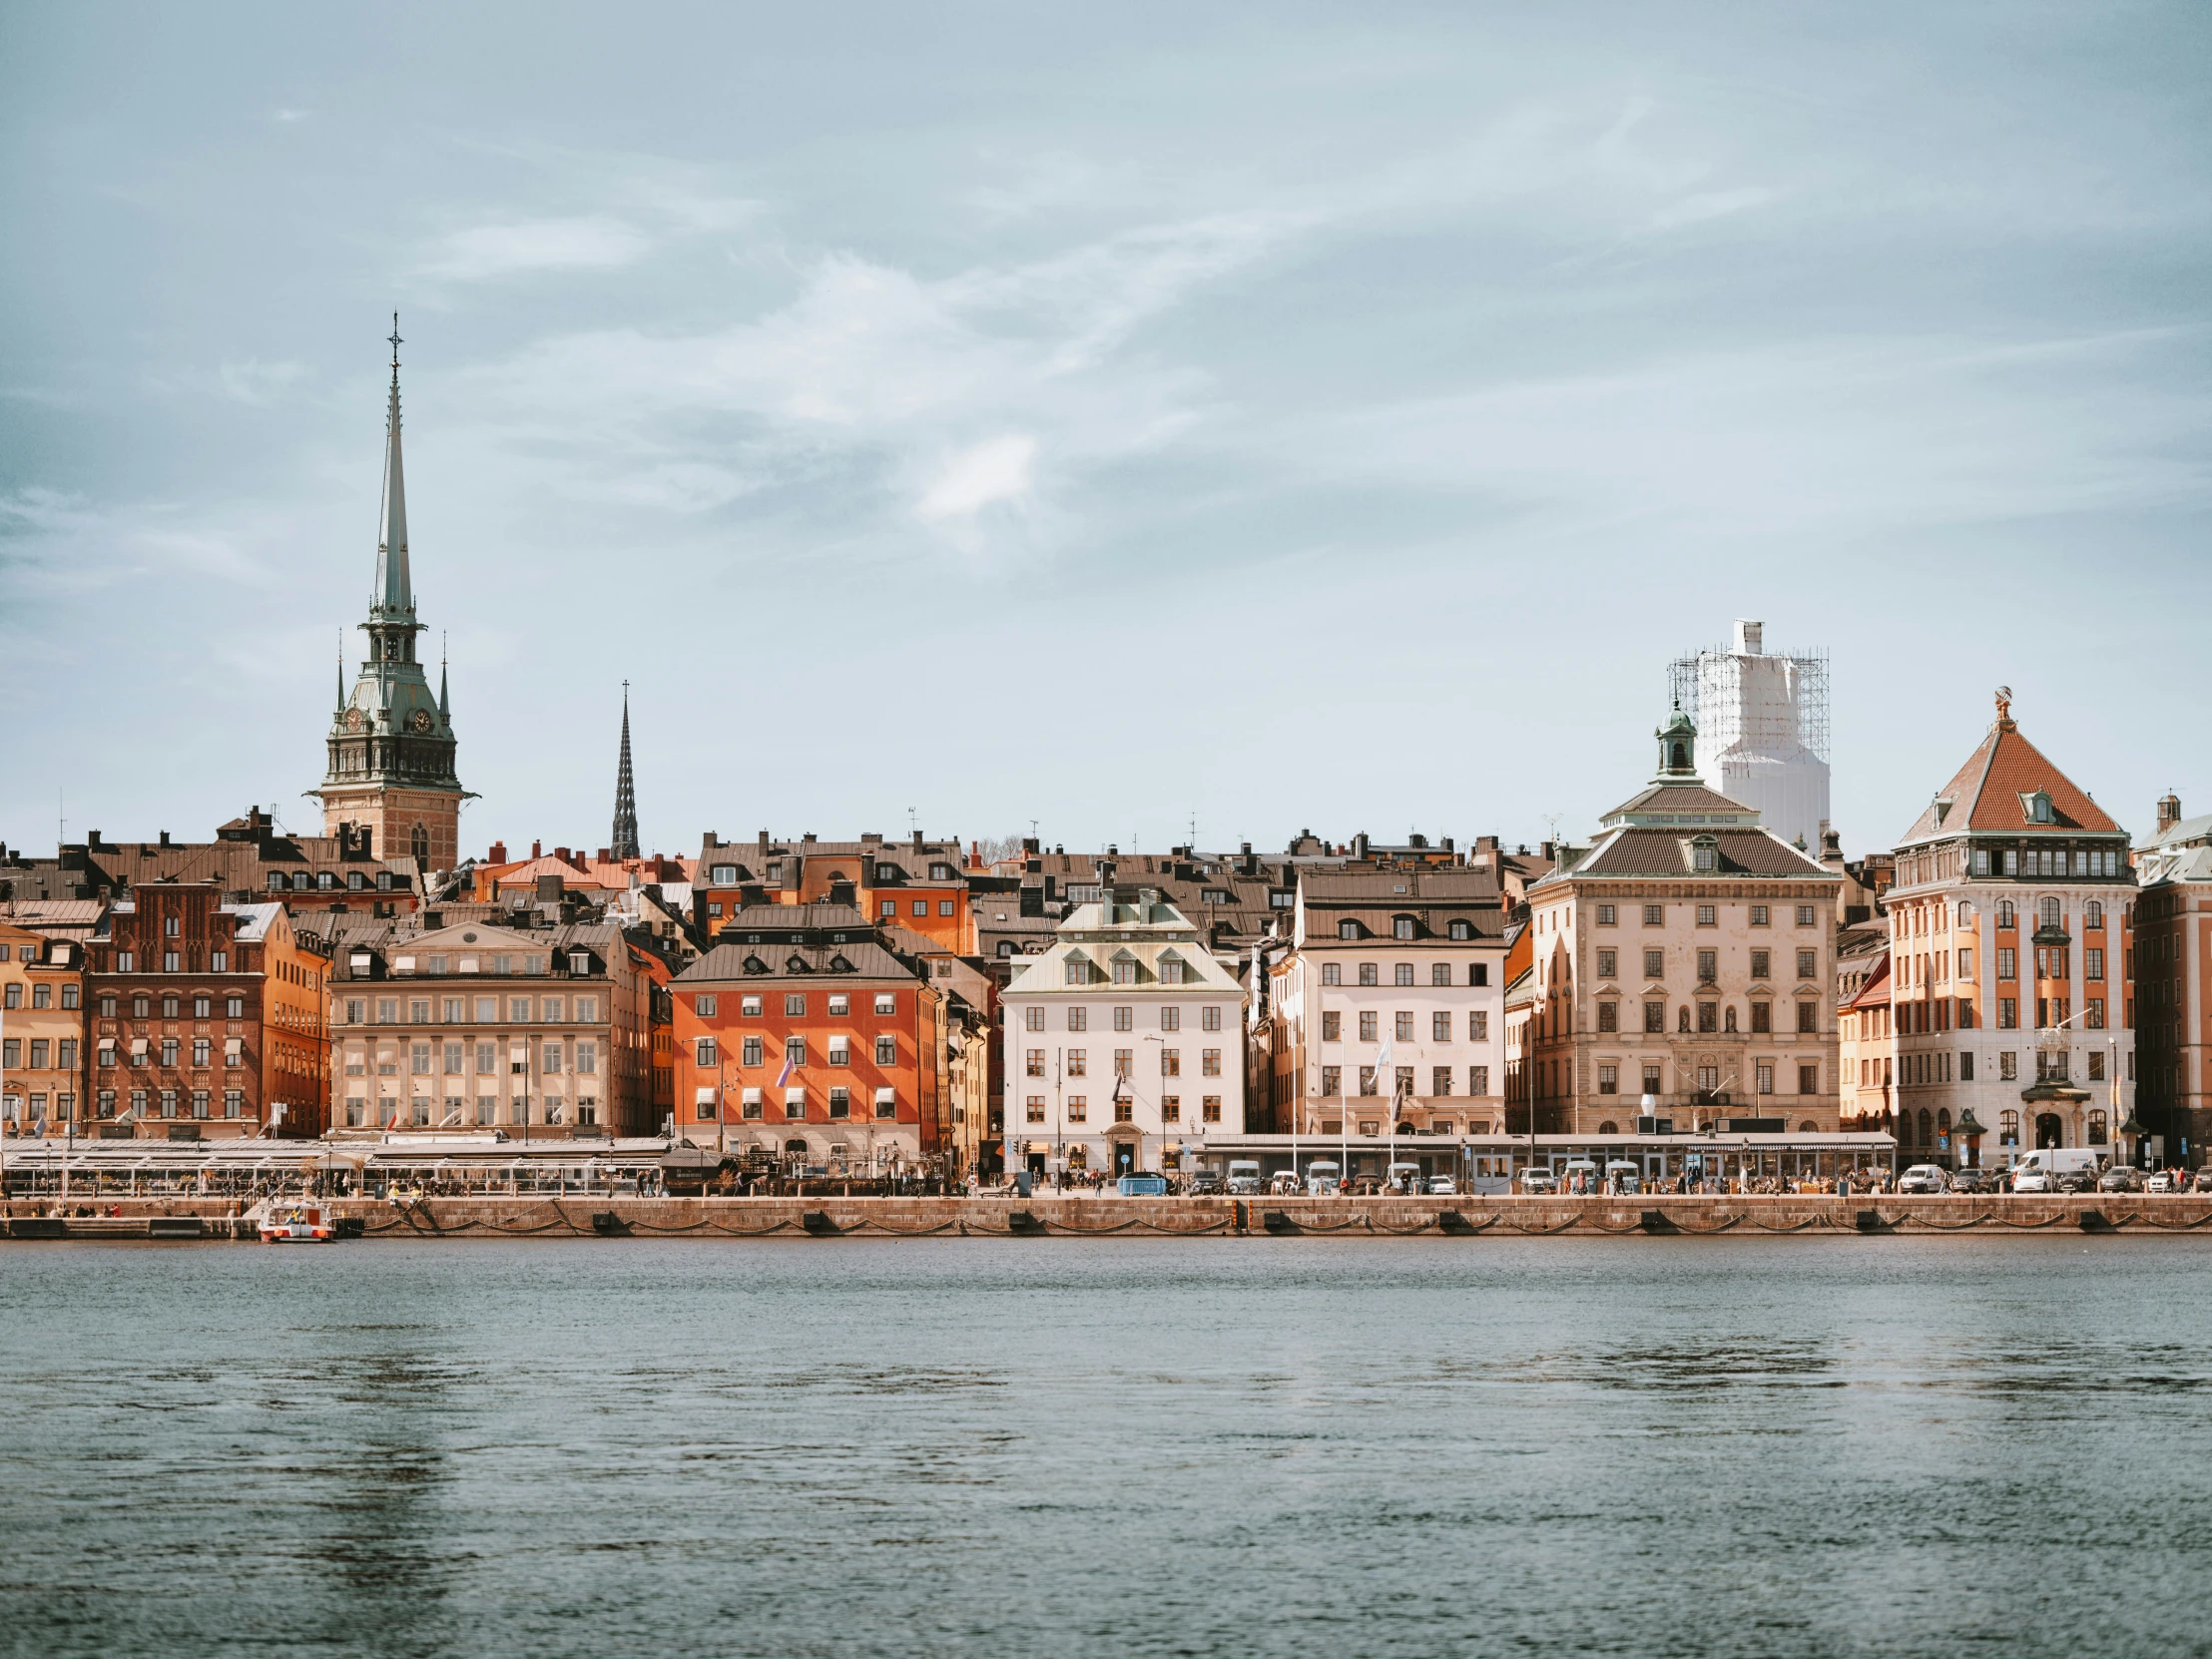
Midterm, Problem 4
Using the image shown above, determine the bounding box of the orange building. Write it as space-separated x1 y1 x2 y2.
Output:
671 904 948 1178
693 832 977 954
1 921 87 1138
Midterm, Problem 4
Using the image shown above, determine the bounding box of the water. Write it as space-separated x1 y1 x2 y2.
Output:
3 1236 2210 1658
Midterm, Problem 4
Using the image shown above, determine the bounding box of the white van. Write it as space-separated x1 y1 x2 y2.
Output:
1305 1160 1342 1196
1227 1159 1264 1195
1385 1161 1423 1195
2010 1148 2102 1190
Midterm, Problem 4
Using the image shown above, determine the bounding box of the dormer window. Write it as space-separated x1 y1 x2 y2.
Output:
568 951 590 974
711 864 738 884
1393 917 1415 940
1449 920 1471 941
1063 957 1089 985
929 862 952 880
2023 789 2055 825
1338 920 1360 940
875 862 897 881
1691 834 1720 872
1160 955 1188 985
1112 959 1136 985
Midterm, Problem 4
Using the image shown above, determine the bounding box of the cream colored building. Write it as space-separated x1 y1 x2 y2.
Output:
0 921 87 1136
1525 707 1842 1133
1000 877 1246 1180
1267 868 1507 1138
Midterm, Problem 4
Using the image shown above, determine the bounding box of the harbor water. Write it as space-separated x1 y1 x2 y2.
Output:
4 1235 2210 1658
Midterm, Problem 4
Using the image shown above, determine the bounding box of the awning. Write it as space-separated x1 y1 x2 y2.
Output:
741 1087 763 1105
1025 1141 1051 1155
785 1087 806 1105
694 1086 718 1104
873 1087 896 1105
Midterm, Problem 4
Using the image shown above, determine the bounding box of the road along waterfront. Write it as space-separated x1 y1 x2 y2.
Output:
4 1235 2212 1659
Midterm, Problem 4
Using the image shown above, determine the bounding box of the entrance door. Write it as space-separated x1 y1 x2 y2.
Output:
2035 1113 2063 1149
1114 1142 1136 1177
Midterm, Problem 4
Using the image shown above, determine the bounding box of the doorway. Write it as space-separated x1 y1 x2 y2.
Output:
2035 1113 2062 1149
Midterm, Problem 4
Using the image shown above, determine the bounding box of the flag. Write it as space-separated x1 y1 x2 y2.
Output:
774 1050 796 1091
1375 1032 1393 1100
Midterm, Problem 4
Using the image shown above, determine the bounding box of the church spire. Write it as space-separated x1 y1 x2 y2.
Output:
373 312 412 618
438 634 450 721
610 682 640 860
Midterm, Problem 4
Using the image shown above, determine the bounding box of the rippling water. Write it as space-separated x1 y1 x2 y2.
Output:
4 1236 2211 1658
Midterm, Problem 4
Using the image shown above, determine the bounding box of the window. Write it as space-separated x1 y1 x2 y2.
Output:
1113 1049 1132 1078
879 900 896 918
1026 1097 1046 1124
1432 1067 1452 1096
1358 963 1379 986
1393 918 1414 940
1797 1064 1819 1096
1161 958 1187 986
1643 948 1665 980
1202 1096 1222 1123
1449 920 1471 941
1339 921 1360 940
1644 904 1663 925
1023 1006 1044 1032
1201 1006 1221 1031
828 994 848 1017
1598 1065 1618 1095
1470 1066 1489 1095
1756 1063 1774 1095
2085 999 2105 1029
1160 1095 1181 1123
1597 1002 1618 1032
1064 960 1087 985
2088 1050 2106 1081
778 993 804 1017
1359 1011 1378 1041
1996 947 2016 980
1998 997 2017 1029
1642 1063 1663 1096
1431 962 1451 987
1997 900 2016 929
1321 963 1341 986
911 900 927 917
1796 906 1817 927
61 985 78 1010
874 1035 897 1065
1697 1002 1717 1033
1797 948 1818 980
785 1036 808 1069
1597 949 1617 978
1751 1002 1771 1033
2085 900 2104 929
1748 948 1770 980
1696 949 1717 983
1394 963 1414 987
1114 1098 1133 1123
828 1036 850 1066
1694 847 1717 873
939 900 955 917
1751 904 1770 927
1113 1006 1132 1032
874 993 895 1015
1068 1008 1087 1032
1322 1011 1341 1042
1644 1002 1666 1034
1394 1012 1414 1041
1469 1012 1487 1041
1112 960 1135 985
1796 1003 1817 1034
2086 947 2104 981
695 1037 717 1066
1432 1011 1451 1042
1026 1049 1045 1077
1696 904 1716 926
1322 1065 1342 1096
828 1087 850 1120
1598 904 1617 926
1160 1048 1180 1077
1358 1066 1377 1096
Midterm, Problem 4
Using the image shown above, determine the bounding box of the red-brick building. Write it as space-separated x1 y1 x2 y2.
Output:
86 882 331 1139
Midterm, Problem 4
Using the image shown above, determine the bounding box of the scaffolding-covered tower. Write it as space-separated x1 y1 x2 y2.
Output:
1667 620 1831 850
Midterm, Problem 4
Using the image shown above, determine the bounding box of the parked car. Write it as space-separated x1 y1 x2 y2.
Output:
1186 1170 1225 1196
1384 1162 1423 1196
1604 1160 1643 1195
2097 1166 2144 1193
2056 1168 2098 1194
1269 1171 1304 1196
1949 1167 1997 1194
1426 1175 1459 1196
1898 1164 1950 1195
2194 1168 2212 1194
1520 1169 1558 1195
2012 1167 2055 1193
2145 1171 2176 1193
1227 1160 1265 1195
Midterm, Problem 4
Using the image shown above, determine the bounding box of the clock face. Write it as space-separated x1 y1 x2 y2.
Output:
408 709 434 734
344 708 364 732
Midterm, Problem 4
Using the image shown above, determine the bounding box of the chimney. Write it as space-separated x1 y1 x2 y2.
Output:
2158 793 2183 836
532 840 543 858
759 830 772 858
159 830 171 847
422 909 443 929
536 874 564 902
1540 840 1556 861
1734 618 1764 655
488 840 507 864
555 846 570 866
597 846 611 863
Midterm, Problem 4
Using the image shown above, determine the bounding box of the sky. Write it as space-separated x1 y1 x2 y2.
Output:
3 2 2207 866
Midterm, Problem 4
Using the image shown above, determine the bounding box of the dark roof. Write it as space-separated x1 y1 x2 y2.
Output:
1569 828 1833 879
1601 782 1762 823
676 939 919 984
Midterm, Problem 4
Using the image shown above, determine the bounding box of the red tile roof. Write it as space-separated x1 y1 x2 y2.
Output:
1899 710 2121 844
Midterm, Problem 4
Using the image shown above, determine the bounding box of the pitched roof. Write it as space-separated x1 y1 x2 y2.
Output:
1600 782 1762 825
676 939 919 984
1899 710 2122 844
1564 827 1832 879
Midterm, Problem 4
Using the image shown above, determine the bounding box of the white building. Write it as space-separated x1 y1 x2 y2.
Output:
1000 878 1246 1181
1670 619 1832 853
1268 868 1508 1146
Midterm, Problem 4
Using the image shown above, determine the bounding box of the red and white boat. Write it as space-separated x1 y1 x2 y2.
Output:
259 1201 338 1243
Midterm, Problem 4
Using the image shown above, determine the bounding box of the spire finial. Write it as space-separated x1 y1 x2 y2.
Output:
388 312 402 374
610 682 641 860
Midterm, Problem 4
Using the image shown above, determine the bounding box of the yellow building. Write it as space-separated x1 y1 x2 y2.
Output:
1 920 87 1138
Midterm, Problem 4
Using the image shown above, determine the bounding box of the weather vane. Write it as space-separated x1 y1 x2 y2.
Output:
388 311 402 369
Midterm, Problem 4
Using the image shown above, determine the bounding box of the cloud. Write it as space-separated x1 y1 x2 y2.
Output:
422 216 655 280
917 435 1036 519
218 357 309 406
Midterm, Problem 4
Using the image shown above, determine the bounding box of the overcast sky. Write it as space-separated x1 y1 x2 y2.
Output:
3 3 2207 866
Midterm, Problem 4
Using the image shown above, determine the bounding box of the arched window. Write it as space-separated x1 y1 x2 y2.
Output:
2088 1109 2108 1145
2040 897 2062 931
2084 899 2103 929
410 824 429 860
1997 900 2015 928
1670 742 1688 771
1999 1109 2019 1147
1597 1120 1618 1136
1956 900 1974 926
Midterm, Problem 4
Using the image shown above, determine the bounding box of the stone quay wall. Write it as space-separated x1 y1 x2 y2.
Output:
7 1195 2211 1241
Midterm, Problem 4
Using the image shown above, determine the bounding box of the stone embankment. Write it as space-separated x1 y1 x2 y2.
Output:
10 1195 2211 1240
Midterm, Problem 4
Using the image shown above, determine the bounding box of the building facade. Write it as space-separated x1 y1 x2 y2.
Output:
1265 868 1508 1139
311 329 467 872
327 917 648 1136
1524 708 1842 1133
0 921 86 1137
1879 692 2136 1166
695 832 978 954
999 881 1246 1181
2123 802 2207 1165
85 884 331 1139
671 905 948 1176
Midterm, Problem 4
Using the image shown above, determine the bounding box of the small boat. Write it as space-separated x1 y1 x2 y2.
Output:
260 1202 338 1243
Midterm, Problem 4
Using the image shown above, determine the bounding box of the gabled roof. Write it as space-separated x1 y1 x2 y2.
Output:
1562 827 1831 880
1899 705 2122 844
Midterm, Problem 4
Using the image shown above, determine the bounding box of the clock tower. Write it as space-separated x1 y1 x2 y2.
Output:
311 319 467 870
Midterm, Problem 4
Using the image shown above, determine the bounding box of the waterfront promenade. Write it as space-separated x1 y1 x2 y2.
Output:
6 1192 2210 1240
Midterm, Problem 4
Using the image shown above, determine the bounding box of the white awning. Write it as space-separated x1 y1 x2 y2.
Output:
742 1087 763 1104
873 1087 896 1104
785 1087 807 1105
695 1086 717 1104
